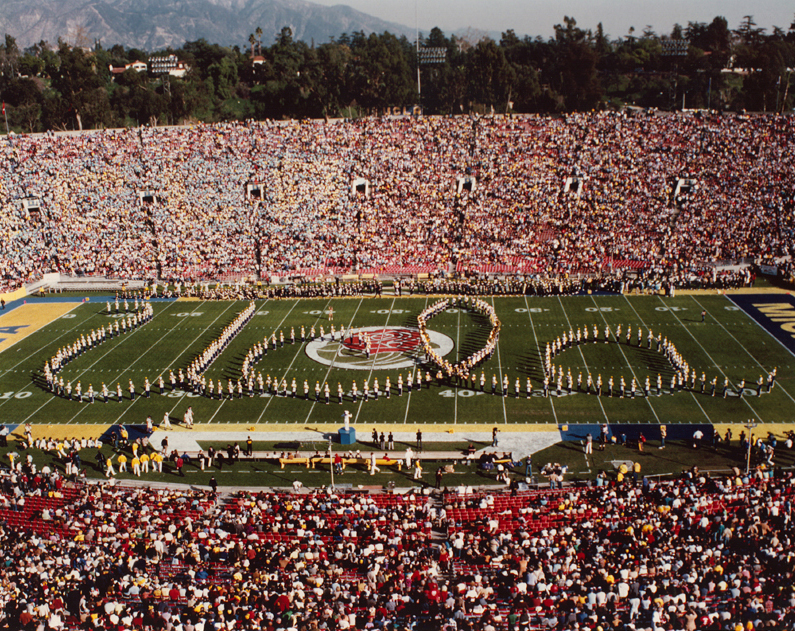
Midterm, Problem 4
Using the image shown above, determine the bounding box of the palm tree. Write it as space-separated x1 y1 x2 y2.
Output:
249 33 256 58
256 26 263 56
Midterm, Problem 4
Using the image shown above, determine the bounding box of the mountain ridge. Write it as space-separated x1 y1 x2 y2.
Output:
0 0 416 50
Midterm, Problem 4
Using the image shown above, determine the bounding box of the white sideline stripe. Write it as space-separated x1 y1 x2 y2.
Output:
622 296 712 425
714 295 795 406
491 297 508 424
589 295 661 423
656 295 765 422
556 296 609 423
524 296 558 427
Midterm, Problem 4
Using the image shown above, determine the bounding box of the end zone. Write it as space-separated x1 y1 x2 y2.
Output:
728 294 795 357
0 302 80 354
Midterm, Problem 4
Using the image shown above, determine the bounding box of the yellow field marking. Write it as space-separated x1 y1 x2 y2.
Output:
11 424 110 441
0 303 79 354
712 422 792 439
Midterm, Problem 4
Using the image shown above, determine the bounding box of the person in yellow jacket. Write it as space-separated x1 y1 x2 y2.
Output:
152 451 164 473
132 456 141 476
105 456 116 478
118 453 128 473
140 452 150 473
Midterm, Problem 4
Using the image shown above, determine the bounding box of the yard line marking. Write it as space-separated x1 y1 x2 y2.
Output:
491 297 508 425
205 299 274 425
589 295 661 423
114 300 230 425
403 297 429 424
655 295 765 421
557 296 609 423
524 296 558 426
353 298 396 426
22 299 183 424
0 304 93 413
250 299 303 424
157 300 240 424
254 299 330 425
303 298 364 426
0 303 88 379
709 295 795 406
622 295 713 425
67 299 189 423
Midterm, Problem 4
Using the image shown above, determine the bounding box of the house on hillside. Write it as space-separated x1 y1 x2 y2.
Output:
109 60 148 79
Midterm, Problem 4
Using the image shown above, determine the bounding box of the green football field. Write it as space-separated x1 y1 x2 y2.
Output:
0 292 793 428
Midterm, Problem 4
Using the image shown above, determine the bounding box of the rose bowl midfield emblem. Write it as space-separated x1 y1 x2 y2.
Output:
305 325 455 371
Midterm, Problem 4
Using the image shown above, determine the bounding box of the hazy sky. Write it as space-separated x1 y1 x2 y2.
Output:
312 0 793 39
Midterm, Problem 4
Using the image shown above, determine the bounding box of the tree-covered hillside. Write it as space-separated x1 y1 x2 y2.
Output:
1 14 794 132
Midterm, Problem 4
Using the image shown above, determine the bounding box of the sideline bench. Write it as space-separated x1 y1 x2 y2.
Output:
279 456 403 471
278 457 312 469
172 449 466 472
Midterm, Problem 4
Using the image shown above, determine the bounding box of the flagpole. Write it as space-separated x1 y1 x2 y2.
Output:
416 0 420 107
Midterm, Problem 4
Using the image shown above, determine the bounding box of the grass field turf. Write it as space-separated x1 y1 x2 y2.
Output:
0 292 793 429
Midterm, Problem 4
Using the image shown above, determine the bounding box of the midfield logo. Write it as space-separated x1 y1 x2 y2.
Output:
305 326 455 371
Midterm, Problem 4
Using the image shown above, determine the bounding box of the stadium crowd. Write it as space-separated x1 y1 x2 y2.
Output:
0 462 792 631
2 111 793 293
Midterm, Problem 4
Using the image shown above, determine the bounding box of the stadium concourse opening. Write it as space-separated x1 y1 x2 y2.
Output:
674 177 698 199
21 195 43 219
246 181 265 201
138 189 162 205
563 175 585 197
351 177 370 197
455 175 476 194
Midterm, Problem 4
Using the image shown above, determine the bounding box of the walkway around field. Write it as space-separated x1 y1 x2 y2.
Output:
154 428 561 462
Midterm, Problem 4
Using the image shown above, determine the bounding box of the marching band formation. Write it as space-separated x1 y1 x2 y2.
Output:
184 301 256 396
43 301 153 403
40 299 778 406
543 324 778 399
419 296 501 382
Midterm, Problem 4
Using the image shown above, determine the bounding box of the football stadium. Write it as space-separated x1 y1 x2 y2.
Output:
2 112 795 629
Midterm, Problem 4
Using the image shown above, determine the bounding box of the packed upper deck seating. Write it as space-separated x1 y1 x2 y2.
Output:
1 111 793 293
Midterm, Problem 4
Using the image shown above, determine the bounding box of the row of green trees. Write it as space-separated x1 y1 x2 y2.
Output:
1 15 794 133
